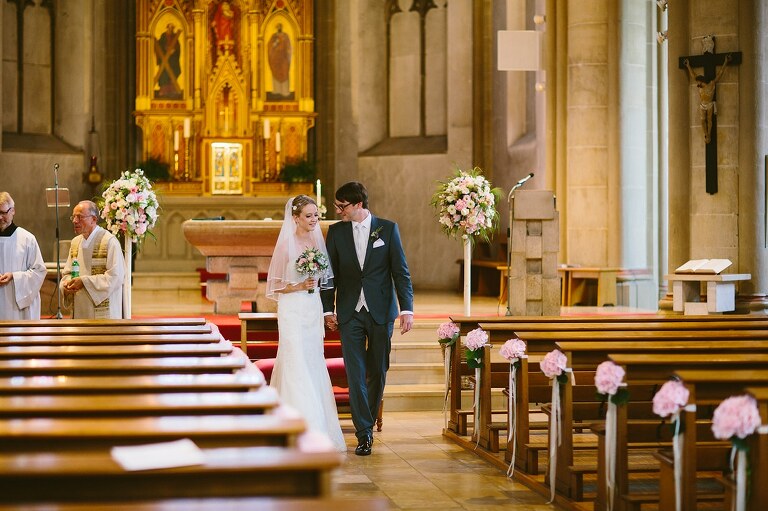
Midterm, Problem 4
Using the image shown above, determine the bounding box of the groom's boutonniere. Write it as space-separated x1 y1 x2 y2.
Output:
370 226 383 240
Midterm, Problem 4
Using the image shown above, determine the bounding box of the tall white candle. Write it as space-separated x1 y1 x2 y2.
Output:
263 119 271 139
183 118 191 138
275 131 281 152
316 179 321 206
173 130 179 151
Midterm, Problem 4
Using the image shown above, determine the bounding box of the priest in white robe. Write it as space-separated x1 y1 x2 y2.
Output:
0 192 47 320
60 200 125 319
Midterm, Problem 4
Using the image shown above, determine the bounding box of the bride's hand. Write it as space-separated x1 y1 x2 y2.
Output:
303 278 317 291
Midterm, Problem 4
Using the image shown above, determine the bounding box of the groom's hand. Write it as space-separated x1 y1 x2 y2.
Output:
324 314 338 331
399 313 413 335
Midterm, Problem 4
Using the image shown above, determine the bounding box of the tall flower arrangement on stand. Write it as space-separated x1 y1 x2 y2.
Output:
711 395 763 511
100 169 160 319
499 338 527 477
431 167 501 315
594 361 629 511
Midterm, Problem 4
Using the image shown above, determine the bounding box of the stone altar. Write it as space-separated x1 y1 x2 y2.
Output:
183 219 335 314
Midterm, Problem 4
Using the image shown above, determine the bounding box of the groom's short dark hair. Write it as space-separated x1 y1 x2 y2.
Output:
336 181 368 209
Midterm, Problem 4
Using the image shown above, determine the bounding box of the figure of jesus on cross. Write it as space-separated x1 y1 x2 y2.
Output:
684 52 732 144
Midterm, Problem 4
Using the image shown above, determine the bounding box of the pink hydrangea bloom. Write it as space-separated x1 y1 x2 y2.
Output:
464 328 488 350
712 395 762 440
540 349 567 379
499 338 526 360
594 361 625 396
437 322 460 341
652 380 690 418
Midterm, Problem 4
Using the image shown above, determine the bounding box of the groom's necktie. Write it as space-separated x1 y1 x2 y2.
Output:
353 222 368 312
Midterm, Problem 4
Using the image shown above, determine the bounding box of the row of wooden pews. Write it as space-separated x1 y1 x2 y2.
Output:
0 318 377 510
446 314 768 511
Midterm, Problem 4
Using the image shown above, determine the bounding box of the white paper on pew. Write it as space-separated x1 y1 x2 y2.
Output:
111 438 205 471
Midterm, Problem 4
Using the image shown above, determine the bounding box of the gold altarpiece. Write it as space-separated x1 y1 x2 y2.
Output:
134 0 315 196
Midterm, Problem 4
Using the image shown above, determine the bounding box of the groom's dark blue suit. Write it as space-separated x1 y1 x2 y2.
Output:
321 215 413 442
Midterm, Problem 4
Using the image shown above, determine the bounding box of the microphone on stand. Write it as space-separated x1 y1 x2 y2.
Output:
46 163 69 319
514 172 534 188
505 171 535 316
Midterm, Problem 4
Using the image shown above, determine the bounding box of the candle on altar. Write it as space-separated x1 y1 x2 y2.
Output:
316 179 321 206
183 118 191 138
173 130 179 151
263 119 271 139
275 131 281 152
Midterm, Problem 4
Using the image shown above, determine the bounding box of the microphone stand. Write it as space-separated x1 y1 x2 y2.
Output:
53 164 64 319
505 173 534 316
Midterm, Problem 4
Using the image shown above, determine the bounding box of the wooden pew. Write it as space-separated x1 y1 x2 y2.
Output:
0 324 214 336
0 373 265 395
0 356 247 376
0 318 207 327
0 497 390 511
606 353 768 511
0 447 343 502
0 342 234 359
0 333 224 346
746 386 768 511
0 389 280 418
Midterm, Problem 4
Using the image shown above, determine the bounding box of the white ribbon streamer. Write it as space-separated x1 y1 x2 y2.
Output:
548 378 561 503
736 448 747 511
473 367 481 447
506 360 518 478
605 401 617 511
672 412 683 511
442 344 452 430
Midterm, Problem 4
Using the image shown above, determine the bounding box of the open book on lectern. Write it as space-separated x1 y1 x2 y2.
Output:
674 259 732 275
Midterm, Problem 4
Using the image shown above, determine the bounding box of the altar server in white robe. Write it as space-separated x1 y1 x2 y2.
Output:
61 200 125 319
0 192 47 320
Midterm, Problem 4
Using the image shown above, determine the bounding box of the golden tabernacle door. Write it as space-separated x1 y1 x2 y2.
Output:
211 142 243 195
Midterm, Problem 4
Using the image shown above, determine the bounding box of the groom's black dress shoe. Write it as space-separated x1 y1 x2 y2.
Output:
355 434 373 456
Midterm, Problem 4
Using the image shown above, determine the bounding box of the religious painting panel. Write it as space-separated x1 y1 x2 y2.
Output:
211 142 244 194
152 10 187 100
209 0 241 67
264 12 297 102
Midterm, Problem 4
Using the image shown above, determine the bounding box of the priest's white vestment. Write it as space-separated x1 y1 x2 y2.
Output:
0 227 46 319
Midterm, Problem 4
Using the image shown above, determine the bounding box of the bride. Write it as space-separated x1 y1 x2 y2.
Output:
266 195 346 452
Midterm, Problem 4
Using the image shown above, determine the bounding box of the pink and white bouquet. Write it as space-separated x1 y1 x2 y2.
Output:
594 361 629 405
652 380 690 419
541 349 568 384
499 338 526 362
712 395 762 447
100 169 159 244
437 321 460 347
463 327 489 368
431 167 501 242
295 247 329 293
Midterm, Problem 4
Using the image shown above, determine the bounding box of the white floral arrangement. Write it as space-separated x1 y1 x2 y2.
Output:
100 169 159 243
431 167 501 242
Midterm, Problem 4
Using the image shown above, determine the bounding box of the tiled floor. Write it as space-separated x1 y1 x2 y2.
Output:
333 411 556 511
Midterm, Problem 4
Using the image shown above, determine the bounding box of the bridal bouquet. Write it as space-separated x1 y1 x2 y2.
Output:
431 167 501 242
295 247 329 293
100 169 159 244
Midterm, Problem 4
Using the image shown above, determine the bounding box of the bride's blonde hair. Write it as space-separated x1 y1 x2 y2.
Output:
291 194 316 216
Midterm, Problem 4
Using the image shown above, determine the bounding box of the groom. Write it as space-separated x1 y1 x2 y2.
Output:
321 182 414 456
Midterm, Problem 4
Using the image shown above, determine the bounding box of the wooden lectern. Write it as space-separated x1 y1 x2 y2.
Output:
506 190 559 316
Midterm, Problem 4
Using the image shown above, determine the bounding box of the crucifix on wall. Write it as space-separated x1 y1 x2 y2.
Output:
678 35 742 194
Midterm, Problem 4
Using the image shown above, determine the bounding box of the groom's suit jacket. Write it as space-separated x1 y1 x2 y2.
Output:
321 215 413 325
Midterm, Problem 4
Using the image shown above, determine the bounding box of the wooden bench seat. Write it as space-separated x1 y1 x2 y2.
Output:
0 318 208 327
0 333 224 346
0 389 280 418
0 414 307 451
0 356 247 376
0 447 342 502
0 342 234 359
0 324 214 336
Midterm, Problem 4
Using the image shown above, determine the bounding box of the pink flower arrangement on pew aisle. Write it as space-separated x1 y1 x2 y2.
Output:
652 380 690 419
499 338 526 361
463 327 489 369
437 322 460 347
540 349 568 384
594 361 629 405
712 395 762 449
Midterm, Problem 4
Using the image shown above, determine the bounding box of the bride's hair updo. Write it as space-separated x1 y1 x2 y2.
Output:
291 194 316 217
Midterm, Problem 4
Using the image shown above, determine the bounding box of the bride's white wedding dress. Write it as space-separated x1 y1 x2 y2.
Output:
270 264 346 453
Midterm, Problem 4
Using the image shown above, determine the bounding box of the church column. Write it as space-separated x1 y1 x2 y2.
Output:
737 0 768 311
